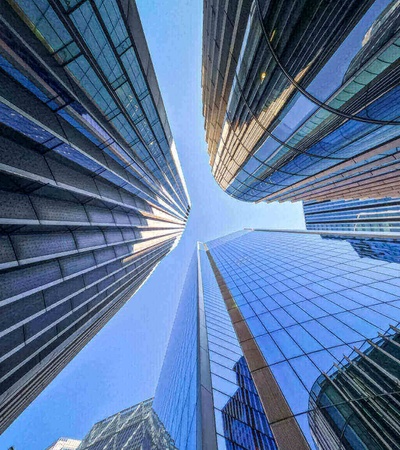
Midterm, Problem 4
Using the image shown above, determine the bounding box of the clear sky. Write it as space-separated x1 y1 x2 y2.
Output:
0 1 304 448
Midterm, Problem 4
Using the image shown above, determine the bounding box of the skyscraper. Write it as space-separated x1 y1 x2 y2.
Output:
0 0 190 433
156 230 400 449
202 0 400 203
45 437 81 450
78 399 176 450
303 198 400 233
153 244 277 450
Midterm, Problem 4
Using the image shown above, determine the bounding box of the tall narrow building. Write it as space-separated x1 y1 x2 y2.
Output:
0 0 190 433
153 244 277 450
303 198 400 233
202 0 400 203
156 230 400 449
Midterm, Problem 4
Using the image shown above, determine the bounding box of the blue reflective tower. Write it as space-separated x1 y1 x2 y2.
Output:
0 0 190 433
157 230 400 449
153 244 277 450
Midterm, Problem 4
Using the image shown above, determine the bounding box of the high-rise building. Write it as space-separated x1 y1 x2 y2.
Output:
309 324 400 450
153 244 277 450
303 198 400 233
156 230 400 449
0 0 190 433
45 437 81 450
202 0 400 203
78 398 176 450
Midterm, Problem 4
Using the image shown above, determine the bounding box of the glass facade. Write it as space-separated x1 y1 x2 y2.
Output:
322 235 400 265
78 398 176 450
205 229 400 448
153 244 276 450
202 0 400 203
220 357 276 450
304 198 400 233
200 246 276 450
0 0 190 434
153 252 200 450
309 325 400 449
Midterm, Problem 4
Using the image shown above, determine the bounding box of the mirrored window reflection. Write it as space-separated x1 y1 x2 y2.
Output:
200 250 277 450
262 0 399 116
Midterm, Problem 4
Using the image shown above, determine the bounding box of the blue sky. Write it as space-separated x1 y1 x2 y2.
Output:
0 1 304 448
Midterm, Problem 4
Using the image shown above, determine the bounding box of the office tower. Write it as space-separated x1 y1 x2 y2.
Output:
153 244 277 450
78 399 176 450
303 198 400 233
157 230 400 449
202 0 400 203
309 325 400 450
0 0 190 433
45 437 81 450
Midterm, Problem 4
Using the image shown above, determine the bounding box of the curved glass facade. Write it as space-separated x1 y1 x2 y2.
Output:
202 0 400 203
309 325 400 450
0 0 190 434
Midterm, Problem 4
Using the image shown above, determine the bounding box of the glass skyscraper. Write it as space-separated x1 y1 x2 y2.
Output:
153 244 277 450
202 0 400 203
77 398 176 450
303 198 400 233
156 230 400 449
0 0 190 433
